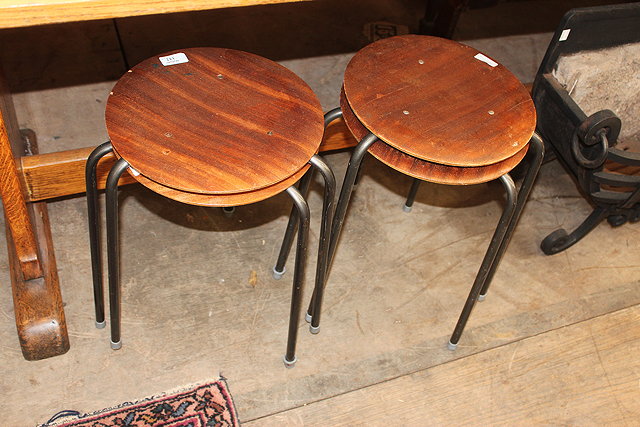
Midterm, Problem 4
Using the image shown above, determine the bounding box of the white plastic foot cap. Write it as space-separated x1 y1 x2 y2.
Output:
305 312 312 323
95 320 106 329
478 294 486 302
110 340 122 350
283 355 297 368
402 204 412 213
309 325 320 335
447 341 458 351
272 266 285 280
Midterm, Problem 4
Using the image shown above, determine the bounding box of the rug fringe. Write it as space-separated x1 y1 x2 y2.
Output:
39 376 238 427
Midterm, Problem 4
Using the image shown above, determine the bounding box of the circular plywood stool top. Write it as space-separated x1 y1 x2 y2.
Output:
343 35 535 167
106 48 324 194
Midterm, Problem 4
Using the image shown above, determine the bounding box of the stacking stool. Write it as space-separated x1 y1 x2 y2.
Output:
85 48 335 367
301 35 544 349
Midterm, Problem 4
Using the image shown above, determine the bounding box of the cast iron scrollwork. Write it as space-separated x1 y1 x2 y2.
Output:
570 109 621 169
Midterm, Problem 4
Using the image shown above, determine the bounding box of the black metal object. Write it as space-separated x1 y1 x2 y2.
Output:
305 156 336 333
309 107 543 347
448 173 517 349
479 134 545 298
88 145 333 367
283 186 310 368
399 136 545 344
273 170 314 280
271 153 337 335
85 141 114 329
85 149 130 349
274 108 343 282
533 2 640 255
105 157 130 350
403 178 422 212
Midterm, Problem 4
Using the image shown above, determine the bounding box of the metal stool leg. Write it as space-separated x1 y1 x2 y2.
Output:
222 206 235 217
403 178 422 212
328 132 379 268
273 108 343 281
479 133 545 299
86 141 114 329
302 131 379 331
448 173 517 350
306 155 336 333
273 170 314 280
106 158 130 350
283 186 310 368
353 160 365 187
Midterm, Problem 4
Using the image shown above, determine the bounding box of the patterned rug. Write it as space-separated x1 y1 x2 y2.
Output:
40 379 239 427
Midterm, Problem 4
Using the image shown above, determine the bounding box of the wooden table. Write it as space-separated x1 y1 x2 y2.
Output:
0 0 356 360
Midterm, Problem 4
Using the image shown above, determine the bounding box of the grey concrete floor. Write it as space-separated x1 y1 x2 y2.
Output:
1 2 639 425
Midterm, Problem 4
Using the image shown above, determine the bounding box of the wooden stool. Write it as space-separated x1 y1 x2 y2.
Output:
308 35 544 349
85 48 335 367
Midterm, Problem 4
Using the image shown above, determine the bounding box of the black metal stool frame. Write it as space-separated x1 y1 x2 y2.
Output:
85 142 335 368
272 109 340 334
278 108 545 349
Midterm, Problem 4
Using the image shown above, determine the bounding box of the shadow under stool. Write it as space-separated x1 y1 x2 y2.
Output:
293 35 545 349
85 47 335 367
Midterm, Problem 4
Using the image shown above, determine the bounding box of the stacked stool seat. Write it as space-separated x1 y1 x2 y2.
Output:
302 35 544 349
85 47 335 367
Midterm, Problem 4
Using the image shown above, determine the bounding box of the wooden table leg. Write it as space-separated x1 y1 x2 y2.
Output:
0 69 69 360
419 0 500 38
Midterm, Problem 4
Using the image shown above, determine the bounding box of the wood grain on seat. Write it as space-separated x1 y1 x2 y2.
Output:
340 89 528 185
343 35 535 167
106 47 323 195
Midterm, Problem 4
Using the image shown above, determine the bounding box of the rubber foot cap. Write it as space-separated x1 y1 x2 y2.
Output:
111 340 122 350
478 294 486 302
309 325 320 335
283 355 297 368
305 312 312 323
272 266 285 280
95 320 106 329
402 204 412 213
447 341 458 351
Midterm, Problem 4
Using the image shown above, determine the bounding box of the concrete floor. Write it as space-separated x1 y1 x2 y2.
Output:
1 1 639 425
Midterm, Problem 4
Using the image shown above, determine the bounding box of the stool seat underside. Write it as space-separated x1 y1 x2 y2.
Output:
340 87 528 185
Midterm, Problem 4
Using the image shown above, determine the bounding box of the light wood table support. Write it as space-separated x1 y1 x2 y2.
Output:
0 68 69 360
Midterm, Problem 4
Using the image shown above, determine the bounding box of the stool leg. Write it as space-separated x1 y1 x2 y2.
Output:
353 161 365 187
86 141 114 329
302 132 379 332
448 173 517 350
479 133 545 300
306 155 336 334
283 186 310 368
272 108 342 281
222 206 235 216
273 170 314 280
106 158 130 350
403 178 422 213
328 132 379 269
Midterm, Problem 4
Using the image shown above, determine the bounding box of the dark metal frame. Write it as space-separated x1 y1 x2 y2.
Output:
85 142 335 368
277 108 544 349
532 2 640 255
273 109 340 333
